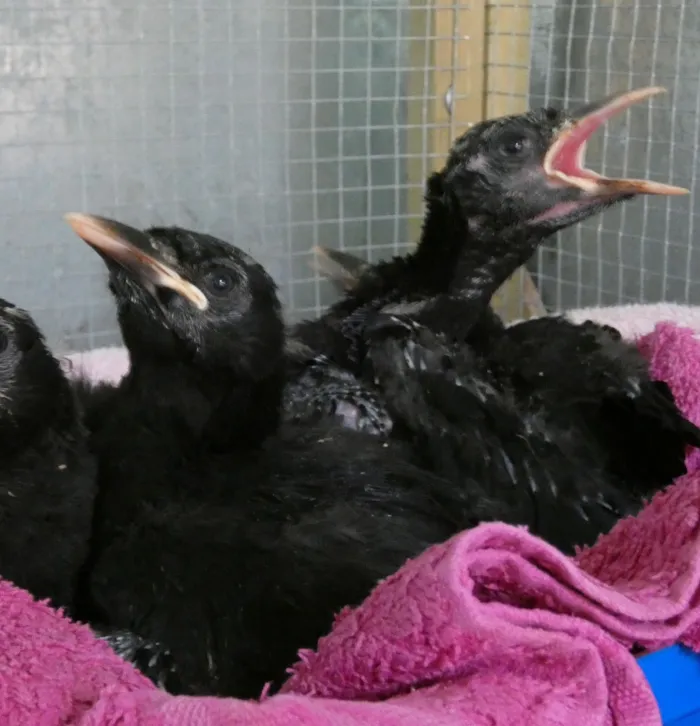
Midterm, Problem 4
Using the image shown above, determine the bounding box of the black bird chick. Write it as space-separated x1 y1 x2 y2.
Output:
0 299 96 611
65 213 500 698
286 87 686 433
310 134 699 495
359 86 697 510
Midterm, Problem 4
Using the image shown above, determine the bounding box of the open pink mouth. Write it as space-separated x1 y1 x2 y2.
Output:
543 86 688 197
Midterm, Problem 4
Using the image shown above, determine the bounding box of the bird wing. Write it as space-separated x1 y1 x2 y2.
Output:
362 311 635 553
283 353 393 436
499 316 700 496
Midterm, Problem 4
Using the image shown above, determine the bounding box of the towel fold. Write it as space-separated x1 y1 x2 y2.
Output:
0 580 153 726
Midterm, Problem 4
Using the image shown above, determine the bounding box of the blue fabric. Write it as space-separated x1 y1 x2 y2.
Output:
639 645 700 725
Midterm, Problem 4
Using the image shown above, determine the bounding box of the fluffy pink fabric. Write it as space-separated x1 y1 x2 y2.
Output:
566 303 700 341
0 579 155 725
21 306 700 725
62 346 130 386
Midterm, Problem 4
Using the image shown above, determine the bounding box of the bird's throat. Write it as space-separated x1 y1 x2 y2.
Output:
126 359 284 451
414 180 543 306
450 222 543 304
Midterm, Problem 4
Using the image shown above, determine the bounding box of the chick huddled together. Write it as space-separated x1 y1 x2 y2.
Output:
0 87 694 697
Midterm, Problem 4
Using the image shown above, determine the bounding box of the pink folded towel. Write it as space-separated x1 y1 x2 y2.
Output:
18 312 700 725
0 579 152 726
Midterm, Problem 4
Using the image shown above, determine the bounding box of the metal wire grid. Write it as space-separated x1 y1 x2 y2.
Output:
2 0 690 353
0 1 462 352
525 0 700 311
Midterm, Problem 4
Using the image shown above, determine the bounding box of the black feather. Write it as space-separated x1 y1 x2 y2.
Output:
494 316 700 495
0 298 96 612
69 219 503 698
283 100 699 525
362 309 638 552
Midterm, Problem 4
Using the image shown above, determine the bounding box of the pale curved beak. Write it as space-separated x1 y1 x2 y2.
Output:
64 213 209 311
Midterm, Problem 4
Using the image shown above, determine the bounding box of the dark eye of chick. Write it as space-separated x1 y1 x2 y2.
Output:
202 269 236 297
500 135 529 156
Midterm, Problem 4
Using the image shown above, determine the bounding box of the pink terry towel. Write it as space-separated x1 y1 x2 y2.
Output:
18 312 700 725
61 346 130 386
0 578 154 725
566 302 700 341
22 483 700 726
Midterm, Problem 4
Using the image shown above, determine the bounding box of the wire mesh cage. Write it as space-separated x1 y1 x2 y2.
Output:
530 0 698 312
0 0 694 352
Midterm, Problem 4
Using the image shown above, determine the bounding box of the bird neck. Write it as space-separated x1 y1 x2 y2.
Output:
415 171 545 304
447 220 543 303
318 172 470 313
405 171 474 295
408 172 543 304
127 356 285 451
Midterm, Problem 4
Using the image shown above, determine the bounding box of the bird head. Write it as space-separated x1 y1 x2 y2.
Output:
64 215 285 379
442 86 687 235
0 299 73 439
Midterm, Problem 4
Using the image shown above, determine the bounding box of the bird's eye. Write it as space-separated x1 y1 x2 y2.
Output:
500 135 529 156
202 269 237 297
